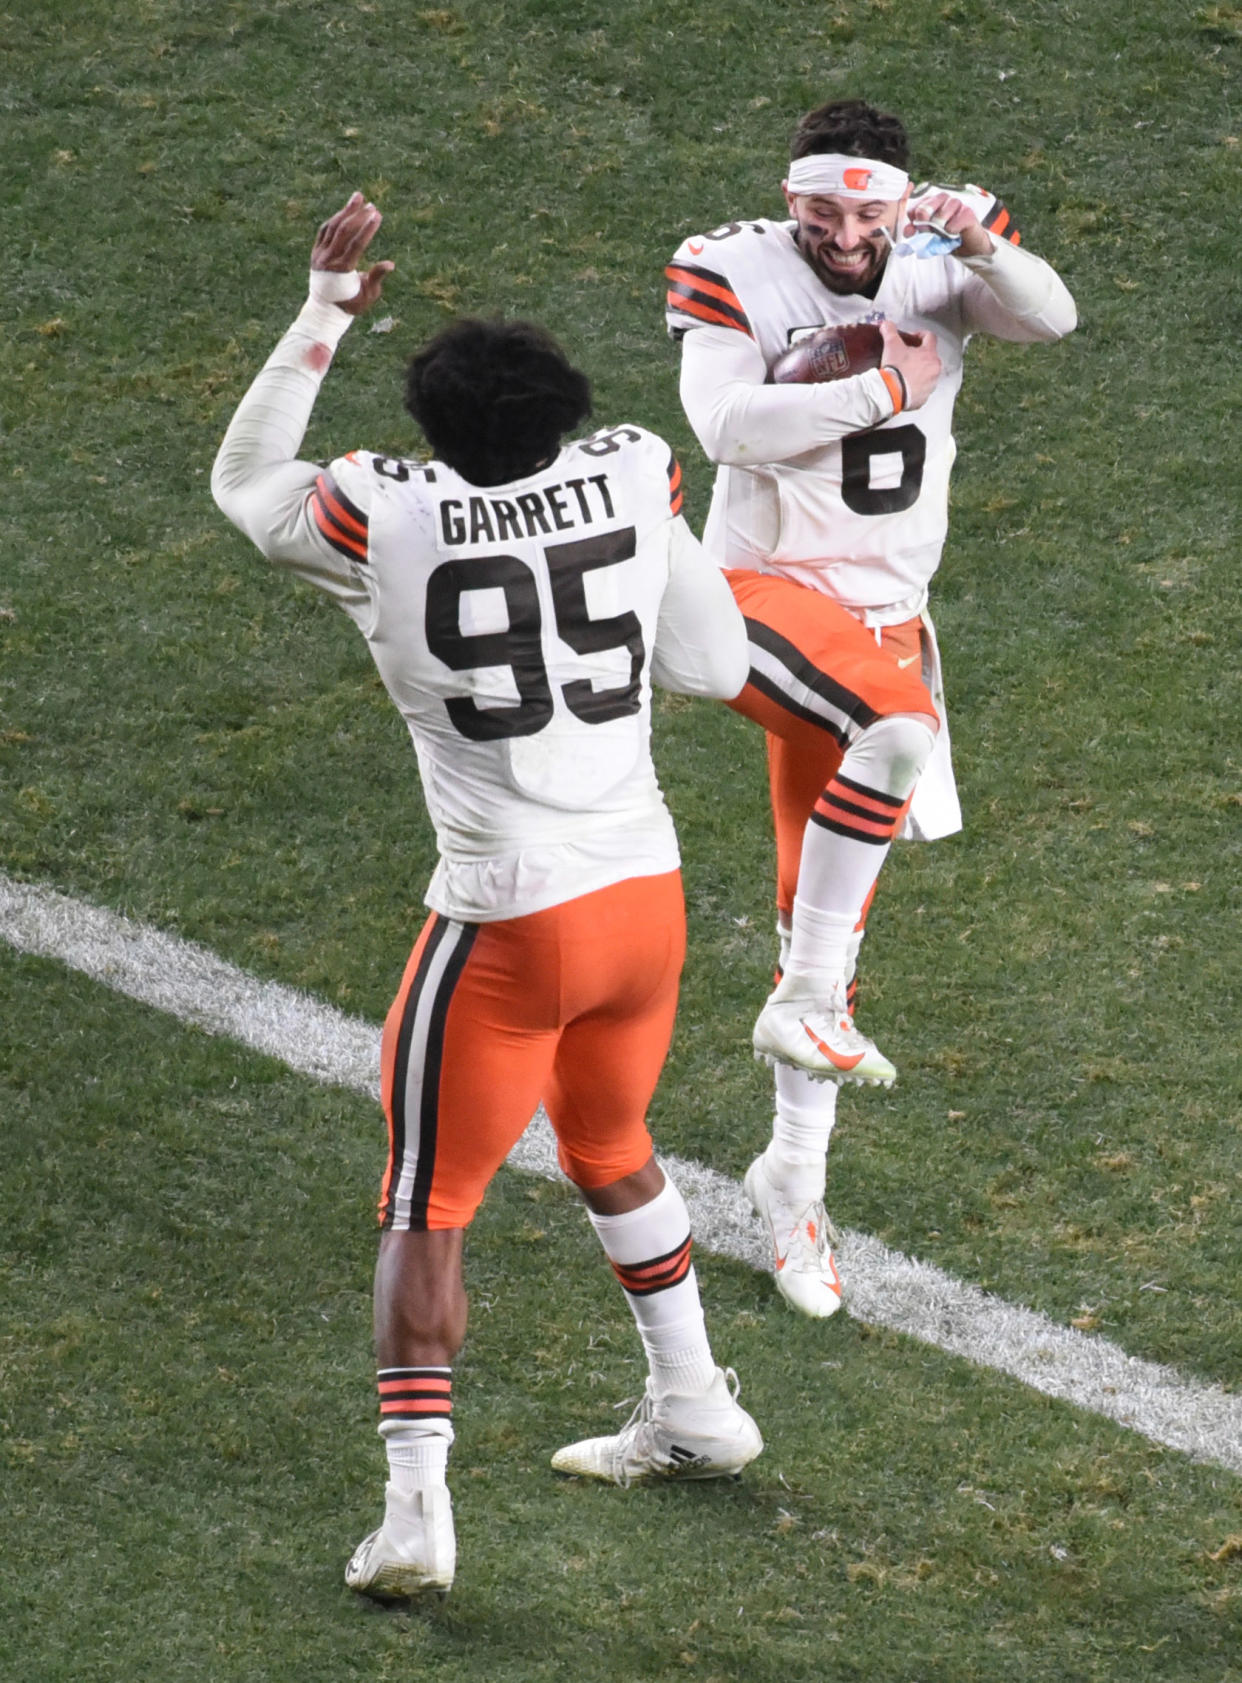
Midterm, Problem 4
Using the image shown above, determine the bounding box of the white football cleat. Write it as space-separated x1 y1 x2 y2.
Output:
345 1482 455 1602
753 973 895 1087
744 1153 843 1319
551 1367 763 1488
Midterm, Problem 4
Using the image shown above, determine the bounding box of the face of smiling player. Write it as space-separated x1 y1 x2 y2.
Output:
784 188 908 295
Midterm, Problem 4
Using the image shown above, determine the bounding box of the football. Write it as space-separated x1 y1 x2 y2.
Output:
770 322 918 385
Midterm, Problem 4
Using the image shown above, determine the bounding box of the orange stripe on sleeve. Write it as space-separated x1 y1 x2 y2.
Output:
666 293 753 333
311 497 368 560
667 453 684 516
664 265 743 311
665 263 753 335
316 479 368 538
309 471 370 562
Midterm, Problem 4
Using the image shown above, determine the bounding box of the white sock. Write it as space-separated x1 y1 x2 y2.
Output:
789 715 935 980
380 1417 453 1494
786 897 856 986
588 1177 717 1399
765 1066 837 1203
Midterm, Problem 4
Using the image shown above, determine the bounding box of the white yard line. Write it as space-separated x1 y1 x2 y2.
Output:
3 869 1240 1476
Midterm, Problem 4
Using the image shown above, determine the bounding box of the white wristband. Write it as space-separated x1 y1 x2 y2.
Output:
309 266 363 303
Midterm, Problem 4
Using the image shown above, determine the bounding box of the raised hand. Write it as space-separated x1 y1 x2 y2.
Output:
310 191 395 316
906 190 992 259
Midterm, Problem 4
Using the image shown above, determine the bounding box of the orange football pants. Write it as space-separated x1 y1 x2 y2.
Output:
724 569 932 916
378 871 685 1231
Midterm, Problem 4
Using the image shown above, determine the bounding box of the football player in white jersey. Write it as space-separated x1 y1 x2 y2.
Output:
212 194 761 1603
665 99 1076 1318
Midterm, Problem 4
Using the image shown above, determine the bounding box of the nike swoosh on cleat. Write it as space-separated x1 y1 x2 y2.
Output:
802 1021 864 1069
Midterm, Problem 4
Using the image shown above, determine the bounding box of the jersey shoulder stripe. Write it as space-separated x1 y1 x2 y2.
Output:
310 469 369 563
913 180 1022 247
666 452 683 517
980 197 1021 245
664 262 753 337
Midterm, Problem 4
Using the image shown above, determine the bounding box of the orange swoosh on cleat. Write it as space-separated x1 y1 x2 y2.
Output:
802 1022 864 1069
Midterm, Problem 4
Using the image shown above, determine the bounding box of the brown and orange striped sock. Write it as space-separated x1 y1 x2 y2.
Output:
377 1367 454 1490
789 715 935 981
378 1365 453 1428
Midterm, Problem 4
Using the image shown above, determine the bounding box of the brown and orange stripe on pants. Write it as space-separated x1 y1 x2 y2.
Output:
378 871 685 1231
723 568 930 915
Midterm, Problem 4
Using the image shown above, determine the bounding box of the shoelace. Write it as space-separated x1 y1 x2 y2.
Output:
781 1200 831 1268
610 1373 742 1486
610 1388 657 1487
802 1005 873 1051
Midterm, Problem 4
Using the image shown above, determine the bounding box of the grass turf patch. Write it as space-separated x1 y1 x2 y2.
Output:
4 0 1241 1673
4 947 1242 1683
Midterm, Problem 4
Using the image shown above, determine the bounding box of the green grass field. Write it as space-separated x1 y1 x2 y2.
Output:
4 2 1241 1678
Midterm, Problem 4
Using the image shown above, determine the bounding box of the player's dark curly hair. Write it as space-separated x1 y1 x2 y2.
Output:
404 318 593 487
790 98 910 170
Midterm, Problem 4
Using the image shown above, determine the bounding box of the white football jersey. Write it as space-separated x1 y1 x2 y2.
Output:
212 322 748 923
311 432 703 918
665 190 1047 611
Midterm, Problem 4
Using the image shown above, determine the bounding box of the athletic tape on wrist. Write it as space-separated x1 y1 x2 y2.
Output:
293 295 355 351
308 266 363 303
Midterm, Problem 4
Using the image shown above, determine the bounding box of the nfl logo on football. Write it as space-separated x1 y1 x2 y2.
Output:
788 323 849 377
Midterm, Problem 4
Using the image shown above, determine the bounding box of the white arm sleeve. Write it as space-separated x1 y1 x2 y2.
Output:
678 326 898 467
956 236 1077 342
210 297 370 612
650 515 749 699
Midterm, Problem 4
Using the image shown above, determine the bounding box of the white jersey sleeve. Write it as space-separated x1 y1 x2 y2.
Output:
649 512 748 697
665 196 1074 611
956 235 1077 340
210 298 372 622
667 222 899 466
909 182 1077 342
677 323 895 468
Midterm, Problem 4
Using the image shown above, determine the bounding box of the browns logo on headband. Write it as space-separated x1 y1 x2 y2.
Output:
785 154 910 200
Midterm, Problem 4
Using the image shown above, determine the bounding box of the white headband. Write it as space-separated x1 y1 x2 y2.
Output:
786 153 909 200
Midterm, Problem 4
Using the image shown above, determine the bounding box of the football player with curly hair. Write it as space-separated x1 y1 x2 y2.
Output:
213 194 763 1603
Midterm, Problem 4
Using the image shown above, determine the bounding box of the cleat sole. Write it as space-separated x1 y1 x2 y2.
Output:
348 1566 452 1604
754 1047 895 1088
